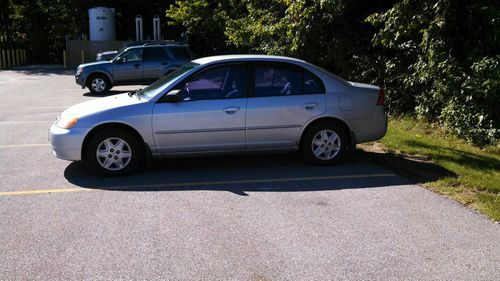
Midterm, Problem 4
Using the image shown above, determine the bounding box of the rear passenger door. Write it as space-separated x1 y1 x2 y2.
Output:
142 47 170 83
246 62 326 149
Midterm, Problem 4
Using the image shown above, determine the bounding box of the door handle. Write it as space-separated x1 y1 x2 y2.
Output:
161 62 168 65
304 102 319 110
223 106 240 114
134 63 141 68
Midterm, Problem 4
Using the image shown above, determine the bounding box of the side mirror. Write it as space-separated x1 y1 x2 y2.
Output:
114 57 124 64
164 89 183 102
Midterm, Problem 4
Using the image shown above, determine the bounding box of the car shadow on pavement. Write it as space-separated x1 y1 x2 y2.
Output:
64 151 455 196
83 90 131 97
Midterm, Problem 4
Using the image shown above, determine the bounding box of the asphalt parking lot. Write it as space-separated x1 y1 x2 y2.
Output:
0 67 499 280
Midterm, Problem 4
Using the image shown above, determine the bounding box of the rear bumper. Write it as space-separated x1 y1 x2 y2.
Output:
350 107 388 143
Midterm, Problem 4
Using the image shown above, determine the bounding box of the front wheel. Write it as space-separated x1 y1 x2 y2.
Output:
86 129 143 176
86 74 112 94
300 123 348 165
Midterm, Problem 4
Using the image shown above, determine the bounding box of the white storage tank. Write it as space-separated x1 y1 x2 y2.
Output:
88 7 116 41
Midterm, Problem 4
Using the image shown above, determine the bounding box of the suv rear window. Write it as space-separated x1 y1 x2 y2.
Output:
168 47 192 60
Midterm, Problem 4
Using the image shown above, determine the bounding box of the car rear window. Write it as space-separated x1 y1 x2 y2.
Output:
168 47 192 60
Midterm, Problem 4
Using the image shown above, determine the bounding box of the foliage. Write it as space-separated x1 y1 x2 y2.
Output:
366 0 500 146
167 0 395 77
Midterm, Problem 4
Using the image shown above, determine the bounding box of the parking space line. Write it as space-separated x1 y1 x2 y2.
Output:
0 188 89 196
0 173 398 197
0 143 51 148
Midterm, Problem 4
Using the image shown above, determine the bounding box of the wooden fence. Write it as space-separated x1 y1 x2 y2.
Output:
0 49 27 69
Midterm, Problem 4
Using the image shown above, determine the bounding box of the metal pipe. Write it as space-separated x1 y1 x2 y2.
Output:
135 15 143 41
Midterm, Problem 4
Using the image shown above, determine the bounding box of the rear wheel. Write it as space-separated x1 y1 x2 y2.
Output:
87 74 112 94
86 129 143 176
301 123 348 165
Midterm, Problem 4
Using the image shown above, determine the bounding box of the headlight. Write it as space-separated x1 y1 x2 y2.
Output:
76 66 84 76
56 116 79 129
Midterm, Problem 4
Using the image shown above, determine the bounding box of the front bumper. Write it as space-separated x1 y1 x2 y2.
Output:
49 124 88 161
75 74 86 89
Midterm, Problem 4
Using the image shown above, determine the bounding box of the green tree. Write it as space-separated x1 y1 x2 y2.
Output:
367 0 500 145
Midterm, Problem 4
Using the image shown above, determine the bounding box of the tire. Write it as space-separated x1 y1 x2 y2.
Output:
86 74 112 94
86 129 143 176
300 123 348 165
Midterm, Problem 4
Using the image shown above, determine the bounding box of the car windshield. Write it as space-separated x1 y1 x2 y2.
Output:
142 62 199 99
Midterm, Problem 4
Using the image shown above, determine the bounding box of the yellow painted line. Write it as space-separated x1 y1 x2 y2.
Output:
0 143 50 148
0 173 398 197
0 188 89 196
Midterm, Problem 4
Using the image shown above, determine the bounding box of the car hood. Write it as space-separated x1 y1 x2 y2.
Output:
99 50 118 55
61 93 145 118
79 60 111 68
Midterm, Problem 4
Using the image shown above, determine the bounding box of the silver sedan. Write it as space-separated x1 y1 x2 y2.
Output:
50 55 387 175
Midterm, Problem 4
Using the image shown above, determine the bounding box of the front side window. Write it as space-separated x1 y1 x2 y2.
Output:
121 49 142 62
179 64 247 101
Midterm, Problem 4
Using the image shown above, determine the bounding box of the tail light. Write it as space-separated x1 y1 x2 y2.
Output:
376 88 385 105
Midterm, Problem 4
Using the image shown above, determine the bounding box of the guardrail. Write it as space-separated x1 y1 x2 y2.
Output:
0 49 27 69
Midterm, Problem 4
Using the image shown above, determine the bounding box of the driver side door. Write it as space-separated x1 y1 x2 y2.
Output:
152 63 249 153
112 48 144 84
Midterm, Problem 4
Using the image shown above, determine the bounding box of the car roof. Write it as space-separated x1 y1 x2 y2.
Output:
126 44 189 50
192 55 307 65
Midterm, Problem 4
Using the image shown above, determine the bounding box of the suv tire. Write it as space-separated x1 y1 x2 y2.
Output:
87 74 112 94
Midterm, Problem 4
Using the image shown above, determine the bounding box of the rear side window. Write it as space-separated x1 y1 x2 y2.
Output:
253 63 325 97
143 47 168 61
169 47 192 60
303 70 325 94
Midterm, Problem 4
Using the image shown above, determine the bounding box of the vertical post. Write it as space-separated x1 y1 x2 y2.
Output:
11 49 15 66
135 15 143 41
63 50 67 69
81 49 85 64
1 50 6 68
23 49 27 64
0 50 3 69
7 49 12 68
16 49 21 66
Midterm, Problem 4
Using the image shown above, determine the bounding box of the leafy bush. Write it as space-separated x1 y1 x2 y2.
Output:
366 0 500 146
